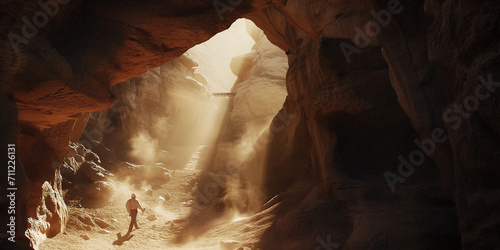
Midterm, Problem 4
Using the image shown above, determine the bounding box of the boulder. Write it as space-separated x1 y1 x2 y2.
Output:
85 181 116 200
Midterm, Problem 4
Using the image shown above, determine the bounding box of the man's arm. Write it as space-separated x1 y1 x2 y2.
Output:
138 201 145 211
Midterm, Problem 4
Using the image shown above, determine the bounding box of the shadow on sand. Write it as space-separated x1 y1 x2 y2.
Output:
113 232 134 246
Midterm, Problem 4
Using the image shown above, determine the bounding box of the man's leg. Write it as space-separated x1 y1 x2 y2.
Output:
128 216 133 233
134 210 139 229
128 210 137 233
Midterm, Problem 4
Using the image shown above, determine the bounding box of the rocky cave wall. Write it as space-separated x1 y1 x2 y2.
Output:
251 0 499 248
84 53 215 164
1 0 499 249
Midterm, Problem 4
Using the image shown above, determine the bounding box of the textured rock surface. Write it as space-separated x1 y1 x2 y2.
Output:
248 3 460 248
25 181 67 249
79 161 114 183
251 0 498 248
203 22 289 213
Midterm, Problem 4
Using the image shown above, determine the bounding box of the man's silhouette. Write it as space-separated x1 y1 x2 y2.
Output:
126 193 145 234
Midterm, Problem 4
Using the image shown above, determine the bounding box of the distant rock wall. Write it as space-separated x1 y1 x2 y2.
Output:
84 54 213 164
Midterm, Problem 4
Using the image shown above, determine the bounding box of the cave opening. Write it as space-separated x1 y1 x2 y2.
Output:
45 18 289 249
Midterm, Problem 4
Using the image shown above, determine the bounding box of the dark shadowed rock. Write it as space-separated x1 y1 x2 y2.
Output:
85 150 101 165
80 161 114 182
77 215 95 227
94 218 111 229
88 140 116 163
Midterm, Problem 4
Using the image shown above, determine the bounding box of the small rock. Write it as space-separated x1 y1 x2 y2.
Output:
94 218 111 229
182 200 193 207
147 215 158 221
98 229 111 234
146 189 153 196
164 193 171 201
80 234 90 240
152 224 157 230
83 225 91 231
220 240 240 250
110 218 118 223
76 144 86 156
77 215 95 227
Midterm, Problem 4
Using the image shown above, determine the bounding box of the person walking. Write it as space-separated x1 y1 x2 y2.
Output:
126 193 145 234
